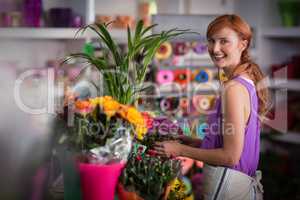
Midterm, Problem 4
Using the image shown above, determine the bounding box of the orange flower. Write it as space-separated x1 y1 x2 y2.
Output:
75 100 89 109
102 97 121 118
75 100 94 115
86 96 148 139
117 105 129 119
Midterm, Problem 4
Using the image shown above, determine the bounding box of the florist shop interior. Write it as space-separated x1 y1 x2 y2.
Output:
1 0 300 200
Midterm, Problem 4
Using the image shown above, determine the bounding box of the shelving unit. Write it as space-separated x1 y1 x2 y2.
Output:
270 131 300 145
157 81 220 95
0 27 129 41
0 27 82 39
269 78 300 91
262 27 300 38
234 0 300 153
0 0 138 68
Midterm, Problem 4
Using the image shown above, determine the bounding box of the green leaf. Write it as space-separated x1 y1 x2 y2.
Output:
65 20 197 105
134 20 144 45
127 26 133 59
95 23 123 67
141 23 157 36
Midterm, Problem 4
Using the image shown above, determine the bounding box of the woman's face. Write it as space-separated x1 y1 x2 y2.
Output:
207 27 247 70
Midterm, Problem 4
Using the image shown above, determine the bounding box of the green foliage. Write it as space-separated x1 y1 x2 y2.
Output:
120 152 181 200
56 106 133 151
63 20 193 105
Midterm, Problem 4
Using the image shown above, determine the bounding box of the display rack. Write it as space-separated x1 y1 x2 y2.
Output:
270 131 300 145
269 78 300 91
262 27 300 38
0 27 128 41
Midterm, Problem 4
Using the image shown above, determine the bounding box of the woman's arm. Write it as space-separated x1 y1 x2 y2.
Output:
177 135 202 147
155 81 247 167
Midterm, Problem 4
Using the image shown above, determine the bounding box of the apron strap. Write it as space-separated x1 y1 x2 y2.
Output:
252 170 264 193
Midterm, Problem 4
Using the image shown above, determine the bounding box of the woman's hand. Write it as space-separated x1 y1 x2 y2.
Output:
154 141 183 158
176 135 202 147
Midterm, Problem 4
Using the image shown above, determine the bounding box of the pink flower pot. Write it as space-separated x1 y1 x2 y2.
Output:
79 162 125 200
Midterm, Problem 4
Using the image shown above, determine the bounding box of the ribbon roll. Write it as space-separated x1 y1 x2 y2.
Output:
160 98 171 112
156 70 174 85
173 42 189 56
179 97 189 109
174 69 191 85
196 122 208 139
155 42 172 60
192 41 207 54
160 97 179 113
193 69 212 83
199 97 210 110
192 95 214 113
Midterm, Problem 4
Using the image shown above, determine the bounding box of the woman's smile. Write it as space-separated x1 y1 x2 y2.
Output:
207 27 246 70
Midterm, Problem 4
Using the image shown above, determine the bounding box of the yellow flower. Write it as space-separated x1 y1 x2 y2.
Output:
135 125 147 140
170 178 186 193
126 107 145 126
89 97 99 107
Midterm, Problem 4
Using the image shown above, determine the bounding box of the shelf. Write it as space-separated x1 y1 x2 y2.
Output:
156 81 220 97
158 65 217 70
262 27 300 38
270 131 300 145
0 27 128 41
269 78 300 91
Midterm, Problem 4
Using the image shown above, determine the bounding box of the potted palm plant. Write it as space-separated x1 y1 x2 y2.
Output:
65 20 191 104
58 20 193 200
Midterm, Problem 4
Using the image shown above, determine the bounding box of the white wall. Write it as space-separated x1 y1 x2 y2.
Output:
156 0 235 14
0 40 65 69
94 0 137 16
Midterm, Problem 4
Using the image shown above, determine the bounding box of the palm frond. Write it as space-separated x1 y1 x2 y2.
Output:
65 20 197 104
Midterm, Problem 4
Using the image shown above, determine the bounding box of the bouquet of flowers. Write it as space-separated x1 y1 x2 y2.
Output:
58 96 147 163
119 116 185 200
53 19 193 200
54 95 147 200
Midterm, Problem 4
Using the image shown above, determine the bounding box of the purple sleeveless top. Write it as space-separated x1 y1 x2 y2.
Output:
201 76 261 177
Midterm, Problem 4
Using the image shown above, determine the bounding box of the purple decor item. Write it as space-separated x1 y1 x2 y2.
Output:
72 15 83 28
0 13 2 27
49 8 72 27
193 42 207 54
23 0 42 27
2 12 12 27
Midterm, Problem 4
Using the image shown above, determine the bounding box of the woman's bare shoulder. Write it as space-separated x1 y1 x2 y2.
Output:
223 80 247 93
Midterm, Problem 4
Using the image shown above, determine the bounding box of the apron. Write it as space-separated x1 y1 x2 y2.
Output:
202 164 264 200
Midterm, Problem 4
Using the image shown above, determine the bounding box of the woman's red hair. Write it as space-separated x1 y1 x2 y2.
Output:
207 14 270 118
